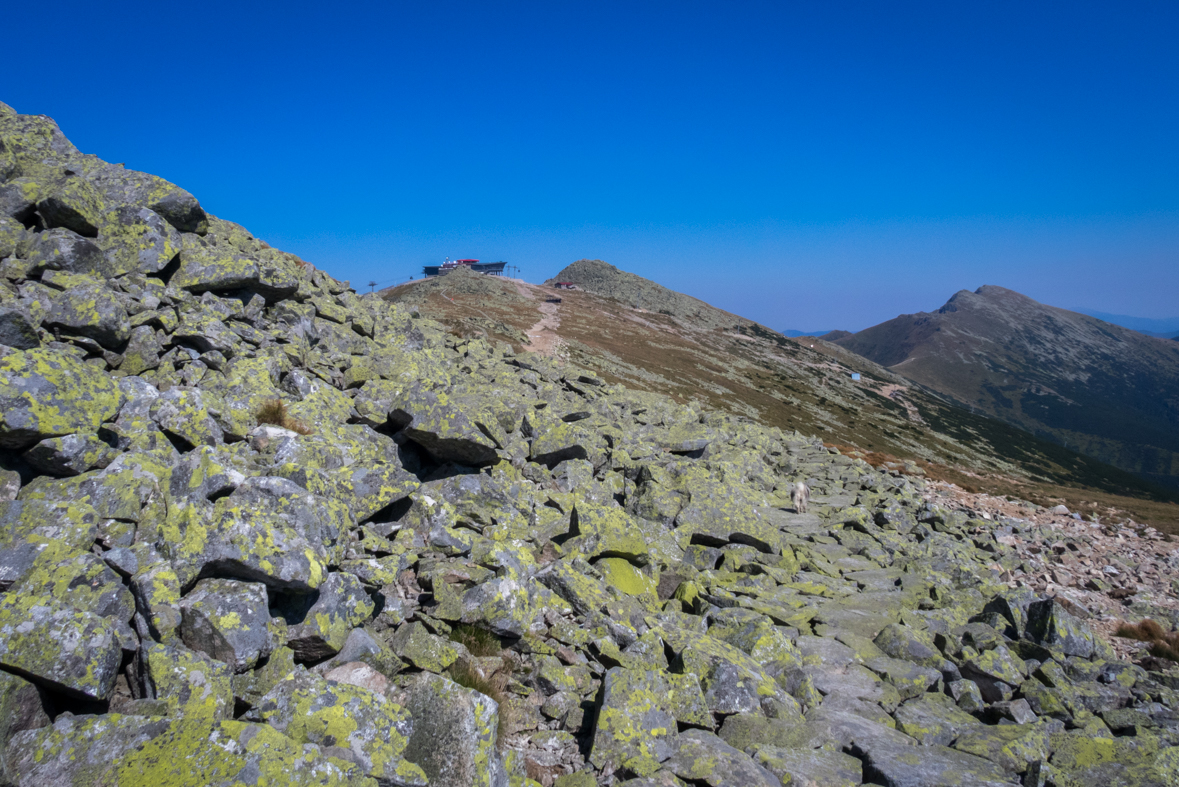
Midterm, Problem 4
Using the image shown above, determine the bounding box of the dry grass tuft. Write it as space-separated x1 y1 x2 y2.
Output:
448 655 514 749
255 398 312 435
525 759 565 785
448 623 504 658
1115 618 1179 662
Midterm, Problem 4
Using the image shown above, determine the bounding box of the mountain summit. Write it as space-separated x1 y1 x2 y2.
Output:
544 259 726 325
832 285 1179 489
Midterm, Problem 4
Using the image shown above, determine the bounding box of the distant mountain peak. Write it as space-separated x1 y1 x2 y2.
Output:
832 285 1179 491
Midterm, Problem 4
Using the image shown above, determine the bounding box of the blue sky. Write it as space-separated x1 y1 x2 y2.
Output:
4 1 1177 331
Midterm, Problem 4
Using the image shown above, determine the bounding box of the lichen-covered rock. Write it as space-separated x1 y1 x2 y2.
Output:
1025 598 1096 658
460 575 560 637
130 558 183 643
149 387 224 449
0 306 39 350
661 729 781 787
179 578 274 673
6 714 374 787
12 546 135 630
0 592 121 700
163 491 331 593
865 655 942 700
952 722 1050 774
0 498 100 554
960 644 1027 702
892 694 982 746
43 281 130 346
99 206 182 275
665 628 786 716
395 386 502 465
388 621 459 672
0 670 50 784
566 503 649 562
23 431 116 476
874 622 946 670
0 103 1171 786
246 667 425 786
317 627 403 679
285 572 375 661
401 672 503 787
859 736 1013 787
589 667 711 775
144 642 234 720
230 644 296 713
23 227 108 276
708 608 802 666
36 175 103 237
1047 730 1178 787
0 346 121 448
752 744 864 787
172 233 261 293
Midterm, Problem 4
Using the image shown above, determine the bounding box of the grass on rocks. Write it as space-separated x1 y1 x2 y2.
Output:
448 653 514 750
448 623 504 658
1115 619 1179 661
255 398 312 435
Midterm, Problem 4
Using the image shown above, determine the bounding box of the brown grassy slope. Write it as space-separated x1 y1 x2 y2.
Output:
384 269 1179 530
831 285 1179 492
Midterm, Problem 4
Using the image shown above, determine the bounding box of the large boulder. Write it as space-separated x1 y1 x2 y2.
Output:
98 206 182 275
662 729 781 787
5 715 373 787
23 228 109 277
859 736 1013 787
0 307 39 350
400 672 504 787
392 385 502 466
0 593 121 700
179 578 275 673
1025 598 1097 658
589 667 712 776
0 347 122 448
246 668 426 786
23 432 117 476
144 643 235 720
284 572 375 661
37 175 103 237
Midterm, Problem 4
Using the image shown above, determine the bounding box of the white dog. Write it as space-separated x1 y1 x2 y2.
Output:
791 481 810 514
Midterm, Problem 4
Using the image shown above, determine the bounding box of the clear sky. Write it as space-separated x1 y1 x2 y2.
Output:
4 1 1177 331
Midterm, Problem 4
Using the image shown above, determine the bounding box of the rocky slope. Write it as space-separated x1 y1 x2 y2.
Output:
390 264 1174 517
2 102 1179 787
830 286 1179 492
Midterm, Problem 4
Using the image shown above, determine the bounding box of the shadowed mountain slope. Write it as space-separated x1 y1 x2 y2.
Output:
832 286 1179 490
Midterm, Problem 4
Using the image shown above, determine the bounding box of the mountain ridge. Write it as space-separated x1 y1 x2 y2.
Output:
390 268 1179 520
832 285 1179 491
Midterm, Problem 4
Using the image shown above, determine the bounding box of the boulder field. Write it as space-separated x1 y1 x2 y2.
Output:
2 101 1179 787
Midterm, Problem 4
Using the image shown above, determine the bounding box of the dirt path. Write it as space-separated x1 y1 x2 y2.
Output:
510 280 538 301
524 300 562 355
